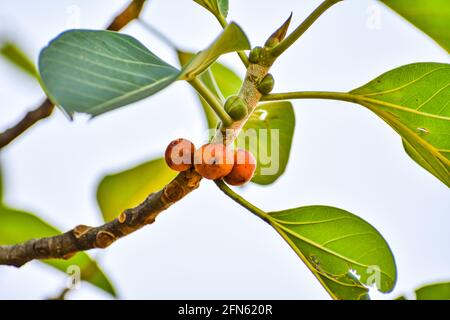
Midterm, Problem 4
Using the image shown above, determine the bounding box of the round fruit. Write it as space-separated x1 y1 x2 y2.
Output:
165 138 195 172
257 73 275 95
224 149 256 186
224 95 248 121
249 46 263 64
194 143 234 180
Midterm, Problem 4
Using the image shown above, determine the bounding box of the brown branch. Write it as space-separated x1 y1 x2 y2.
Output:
107 0 147 32
0 169 202 267
0 99 54 149
0 0 148 150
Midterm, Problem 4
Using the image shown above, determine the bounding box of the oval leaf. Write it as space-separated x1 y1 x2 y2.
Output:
269 205 397 299
415 281 450 300
381 0 450 53
194 0 229 18
239 101 295 185
39 30 180 116
179 22 250 80
97 157 177 222
0 206 116 296
350 63 450 187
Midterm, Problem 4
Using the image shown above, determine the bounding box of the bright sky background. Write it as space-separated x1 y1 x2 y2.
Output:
0 0 449 300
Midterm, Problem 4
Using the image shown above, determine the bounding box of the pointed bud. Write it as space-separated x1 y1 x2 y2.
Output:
264 13 293 48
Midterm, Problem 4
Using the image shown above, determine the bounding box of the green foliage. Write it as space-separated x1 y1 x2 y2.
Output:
269 205 396 299
39 30 179 117
97 157 177 222
415 281 450 300
0 206 116 296
194 0 229 18
239 101 295 185
381 0 450 53
0 41 39 79
396 281 450 300
350 63 450 187
179 22 250 80
0 164 3 204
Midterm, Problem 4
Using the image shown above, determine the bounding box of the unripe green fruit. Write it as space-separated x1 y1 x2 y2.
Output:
248 46 263 64
257 74 275 95
224 95 248 121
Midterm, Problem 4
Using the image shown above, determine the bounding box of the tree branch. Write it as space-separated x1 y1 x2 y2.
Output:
0 0 148 150
0 25 278 268
0 99 54 149
0 169 202 267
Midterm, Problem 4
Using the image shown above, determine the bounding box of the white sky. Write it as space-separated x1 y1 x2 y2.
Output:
0 0 449 300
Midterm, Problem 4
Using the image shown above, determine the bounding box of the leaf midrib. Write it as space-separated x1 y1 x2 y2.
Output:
273 220 395 285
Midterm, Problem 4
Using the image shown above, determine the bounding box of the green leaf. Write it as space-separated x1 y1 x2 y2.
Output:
0 206 116 296
350 63 450 187
0 164 3 204
239 101 295 185
194 0 229 18
0 41 39 79
97 157 177 222
269 205 397 299
381 0 450 53
415 281 450 300
38 30 180 117
179 22 250 80
395 281 450 300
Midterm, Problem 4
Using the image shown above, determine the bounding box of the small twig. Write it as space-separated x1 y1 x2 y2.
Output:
189 78 233 126
0 0 149 150
214 180 268 221
48 287 71 301
0 99 54 149
106 0 147 32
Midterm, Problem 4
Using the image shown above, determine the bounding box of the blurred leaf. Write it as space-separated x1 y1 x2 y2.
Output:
194 0 229 18
381 0 450 53
0 206 116 296
415 281 450 300
350 63 450 187
39 30 180 117
395 281 450 300
211 62 242 101
179 22 250 80
239 101 295 185
97 157 177 222
0 164 3 204
269 205 397 299
0 42 39 79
